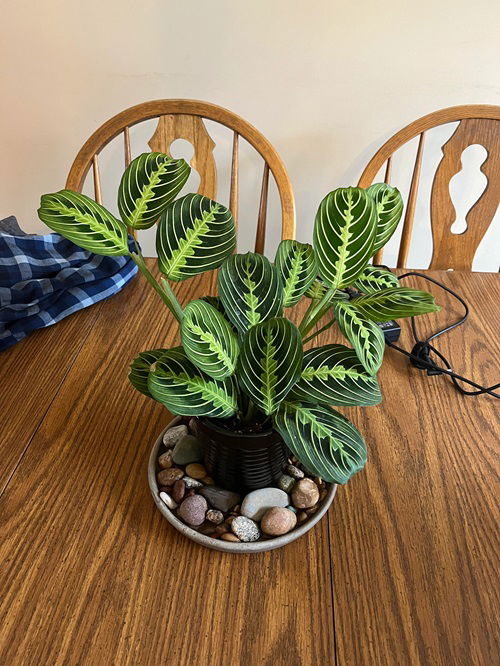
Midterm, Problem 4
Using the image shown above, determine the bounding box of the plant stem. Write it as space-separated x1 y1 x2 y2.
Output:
161 279 184 322
241 399 258 425
129 251 183 322
302 319 335 345
298 299 317 336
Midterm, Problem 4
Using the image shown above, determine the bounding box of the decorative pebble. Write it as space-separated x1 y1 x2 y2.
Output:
286 505 297 513
215 523 229 535
178 495 207 526
158 451 173 469
183 476 203 489
286 464 305 480
201 476 215 485
297 511 308 523
188 417 201 436
240 487 289 521
171 479 186 503
162 424 188 449
278 474 296 493
206 509 224 525
291 478 320 509
172 434 205 465
231 516 260 542
199 486 241 512
159 491 178 510
319 489 328 502
305 505 319 516
261 507 297 536
157 467 184 486
185 463 207 479
221 533 240 542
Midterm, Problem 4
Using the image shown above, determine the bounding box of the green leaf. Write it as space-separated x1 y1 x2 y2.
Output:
353 265 400 293
118 152 191 230
274 240 318 307
306 277 328 300
313 187 377 290
148 347 238 418
289 344 381 406
129 348 167 397
352 287 440 322
218 252 284 336
273 402 367 484
334 301 385 375
181 300 239 379
157 193 236 281
237 317 303 416
367 183 404 254
38 190 129 256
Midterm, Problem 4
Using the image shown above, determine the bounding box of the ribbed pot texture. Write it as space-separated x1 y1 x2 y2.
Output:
197 417 288 492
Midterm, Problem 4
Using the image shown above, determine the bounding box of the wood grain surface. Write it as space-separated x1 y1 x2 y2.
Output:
0 264 498 665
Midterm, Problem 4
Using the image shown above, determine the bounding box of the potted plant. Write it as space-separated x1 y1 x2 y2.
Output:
38 153 439 552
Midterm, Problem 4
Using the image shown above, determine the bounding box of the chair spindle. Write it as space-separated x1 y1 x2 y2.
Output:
92 155 102 204
124 127 132 167
229 132 239 223
255 163 270 254
397 132 425 267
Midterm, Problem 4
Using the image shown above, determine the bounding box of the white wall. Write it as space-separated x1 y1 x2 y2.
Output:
1 0 499 269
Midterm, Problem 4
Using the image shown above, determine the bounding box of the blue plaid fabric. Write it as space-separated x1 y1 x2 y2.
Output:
0 231 137 351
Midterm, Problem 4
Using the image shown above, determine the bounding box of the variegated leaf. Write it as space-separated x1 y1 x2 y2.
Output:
181 300 239 379
148 347 237 418
289 344 381 406
274 240 318 307
129 348 167 397
157 193 236 281
334 301 385 375
313 187 377 290
306 277 328 299
218 253 284 336
353 265 400 293
118 152 190 229
237 317 303 415
367 183 404 254
38 190 129 256
273 402 367 484
352 287 440 322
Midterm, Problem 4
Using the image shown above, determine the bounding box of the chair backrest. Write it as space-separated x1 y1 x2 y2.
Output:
66 99 296 253
358 105 500 270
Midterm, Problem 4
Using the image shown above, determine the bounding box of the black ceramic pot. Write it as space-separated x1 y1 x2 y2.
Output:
196 417 288 492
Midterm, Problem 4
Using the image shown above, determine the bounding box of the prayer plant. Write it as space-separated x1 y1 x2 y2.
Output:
38 152 439 484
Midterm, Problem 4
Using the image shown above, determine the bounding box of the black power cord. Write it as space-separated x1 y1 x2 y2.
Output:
380 270 499 399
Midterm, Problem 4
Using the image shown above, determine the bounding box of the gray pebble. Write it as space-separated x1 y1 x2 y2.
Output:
278 474 296 493
163 424 188 449
231 516 260 542
286 464 305 480
240 487 289 521
199 486 241 512
172 434 204 465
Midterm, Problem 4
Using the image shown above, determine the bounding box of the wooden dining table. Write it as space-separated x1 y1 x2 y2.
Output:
0 262 498 665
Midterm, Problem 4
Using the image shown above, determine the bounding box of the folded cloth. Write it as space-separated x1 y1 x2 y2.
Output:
0 226 138 351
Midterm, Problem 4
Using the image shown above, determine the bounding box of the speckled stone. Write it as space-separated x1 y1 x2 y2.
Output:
231 516 260 542
183 476 203 489
157 467 184 486
291 478 320 509
159 491 177 510
172 435 204 465
286 464 305 480
162 424 188 449
278 474 296 493
178 495 207 526
199 486 241 512
240 487 289 521
206 509 224 525
261 507 297 536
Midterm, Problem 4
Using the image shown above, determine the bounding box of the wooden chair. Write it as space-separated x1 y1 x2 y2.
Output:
66 99 296 252
358 105 500 269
